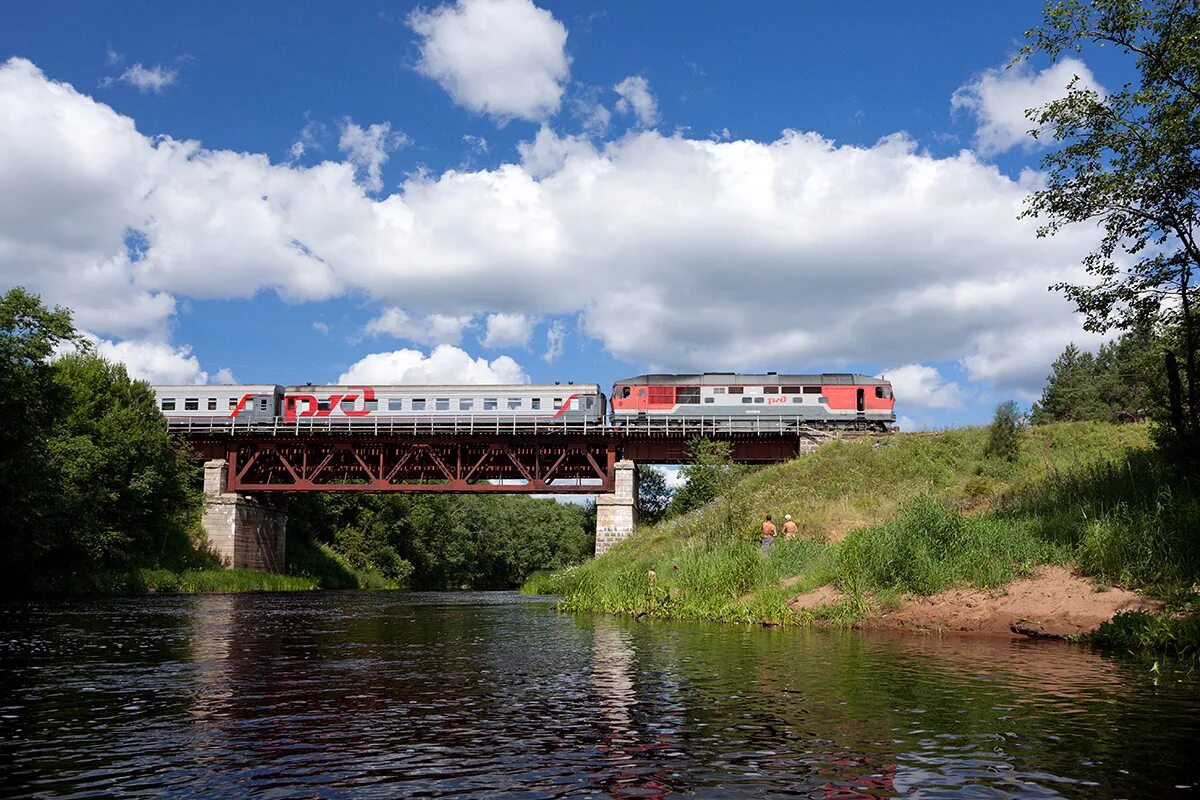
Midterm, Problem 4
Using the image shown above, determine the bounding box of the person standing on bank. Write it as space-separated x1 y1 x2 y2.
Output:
761 515 777 555
782 514 798 538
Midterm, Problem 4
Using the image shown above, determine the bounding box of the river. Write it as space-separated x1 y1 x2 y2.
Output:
1 591 1197 798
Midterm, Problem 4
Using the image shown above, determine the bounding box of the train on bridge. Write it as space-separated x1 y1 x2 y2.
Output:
153 372 895 432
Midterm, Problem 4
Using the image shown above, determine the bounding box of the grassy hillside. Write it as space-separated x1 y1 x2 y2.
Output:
526 422 1200 639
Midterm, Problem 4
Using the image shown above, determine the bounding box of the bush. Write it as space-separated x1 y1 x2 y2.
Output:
985 401 1023 461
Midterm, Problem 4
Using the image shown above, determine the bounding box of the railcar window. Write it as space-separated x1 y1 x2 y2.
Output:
571 398 580 410
185 398 198 411
532 398 541 410
412 399 426 411
230 398 240 410
317 400 330 411
259 398 269 412
388 399 403 411
460 399 473 411
161 398 176 411
803 386 822 394
436 398 450 411
365 398 378 411
508 398 522 410
782 386 800 394
742 397 753 404
553 398 563 409
728 386 744 394
484 398 498 411
763 386 778 394
713 387 726 394
586 397 593 408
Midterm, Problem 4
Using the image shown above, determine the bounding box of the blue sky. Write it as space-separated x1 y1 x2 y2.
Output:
1 1 1130 429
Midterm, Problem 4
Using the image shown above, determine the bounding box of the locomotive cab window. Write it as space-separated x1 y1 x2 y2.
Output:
161 398 176 411
875 386 892 399
620 386 631 399
184 398 198 411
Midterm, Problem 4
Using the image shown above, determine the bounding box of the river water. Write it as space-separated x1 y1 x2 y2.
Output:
1 592 1197 799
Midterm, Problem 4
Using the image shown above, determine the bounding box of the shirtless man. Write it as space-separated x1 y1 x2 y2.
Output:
782 514 798 538
761 515 777 555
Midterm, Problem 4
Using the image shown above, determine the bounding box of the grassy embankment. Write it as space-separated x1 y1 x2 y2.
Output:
524 422 1200 652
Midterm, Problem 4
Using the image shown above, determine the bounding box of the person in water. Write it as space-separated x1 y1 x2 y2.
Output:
782 514 798 538
761 515 777 555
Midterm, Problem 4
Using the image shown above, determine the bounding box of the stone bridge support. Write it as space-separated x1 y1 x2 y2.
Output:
202 460 287 573
595 460 637 556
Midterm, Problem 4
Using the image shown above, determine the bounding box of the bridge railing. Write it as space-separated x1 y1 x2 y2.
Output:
165 414 885 437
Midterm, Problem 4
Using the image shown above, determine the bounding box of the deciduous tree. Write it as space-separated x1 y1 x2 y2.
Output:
1021 0 1200 453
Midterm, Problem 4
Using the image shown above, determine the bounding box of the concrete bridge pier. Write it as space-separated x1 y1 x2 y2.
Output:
202 460 287 573
595 460 637 556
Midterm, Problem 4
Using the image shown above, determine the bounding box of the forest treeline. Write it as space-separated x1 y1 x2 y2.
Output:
0 287 593 594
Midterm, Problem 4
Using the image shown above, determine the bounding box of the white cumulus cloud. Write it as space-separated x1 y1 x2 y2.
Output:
0 58 1109 400
89 337 208 384
337 344 529 384
482 312 535 348
879 364 966 410
409 0 570 123
102 62 178 94
338 119 408 193
365 307 474 345
613 75 659 127
952 57 1103 156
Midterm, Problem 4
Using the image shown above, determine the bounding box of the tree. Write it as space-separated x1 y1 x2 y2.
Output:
667 438 747 543
1032 326 1165 423
986 401 1024 461
636 464 672 524
1021 0 1200 453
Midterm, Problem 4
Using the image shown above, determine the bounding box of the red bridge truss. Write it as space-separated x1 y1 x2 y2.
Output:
180 418 874 494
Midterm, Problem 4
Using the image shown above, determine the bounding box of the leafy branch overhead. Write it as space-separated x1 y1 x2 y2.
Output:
1021 0 1200 446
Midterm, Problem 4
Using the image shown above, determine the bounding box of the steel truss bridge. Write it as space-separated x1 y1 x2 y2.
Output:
176 415 885 494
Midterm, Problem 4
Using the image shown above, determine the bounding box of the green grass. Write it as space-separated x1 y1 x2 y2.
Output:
526 422 1200 651
30 567 317 595
285 532 402 589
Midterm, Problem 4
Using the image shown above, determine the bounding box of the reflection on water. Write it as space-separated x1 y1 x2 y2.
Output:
1 592 1197 798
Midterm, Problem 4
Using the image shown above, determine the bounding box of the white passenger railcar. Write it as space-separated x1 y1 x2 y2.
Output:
153 385 284 424
282 384 605 424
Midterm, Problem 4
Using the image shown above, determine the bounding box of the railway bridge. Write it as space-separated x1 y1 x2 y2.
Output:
174 416 855 572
